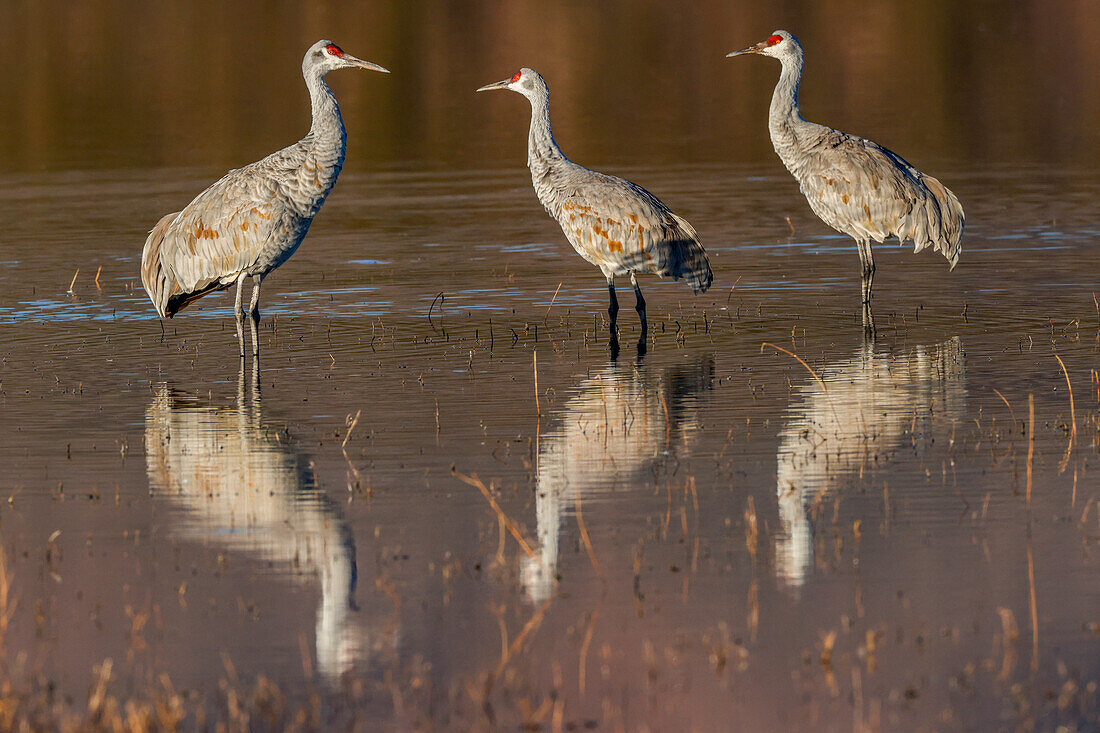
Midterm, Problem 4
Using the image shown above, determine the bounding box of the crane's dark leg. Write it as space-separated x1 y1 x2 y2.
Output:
856 241 877 335
857 239 876 305
606 275 620 359
233 273 247 358
631 272 647 356
248 274 264 357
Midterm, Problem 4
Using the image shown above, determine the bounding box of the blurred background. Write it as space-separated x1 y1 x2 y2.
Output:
0 0 1096 173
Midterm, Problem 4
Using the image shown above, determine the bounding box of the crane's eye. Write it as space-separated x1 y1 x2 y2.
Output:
325 44 345 57
766 34 783 46
511 71 522 83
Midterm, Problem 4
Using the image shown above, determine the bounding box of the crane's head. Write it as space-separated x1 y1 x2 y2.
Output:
476 68 548 99
304 40 389 76
726 30 800 60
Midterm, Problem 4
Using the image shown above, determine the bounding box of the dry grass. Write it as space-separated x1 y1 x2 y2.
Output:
455 470 535 557
992 387 1018 430
542 282 563 322
1026 394 1035 506
1055 354 1077 473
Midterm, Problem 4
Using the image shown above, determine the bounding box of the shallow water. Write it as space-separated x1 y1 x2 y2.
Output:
2 1 1100 730
2 161 1099 729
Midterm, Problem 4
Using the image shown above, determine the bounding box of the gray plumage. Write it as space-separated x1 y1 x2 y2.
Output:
477 68 712 349
729 31 963 307
141 40 388 356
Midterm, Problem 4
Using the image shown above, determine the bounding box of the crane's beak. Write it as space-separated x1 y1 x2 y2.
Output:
726 41 769 57
345 54 389 73
476 79 512 92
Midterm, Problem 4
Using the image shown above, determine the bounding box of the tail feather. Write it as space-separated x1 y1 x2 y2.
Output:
165 280 232 316
141 212 181 318
668 214 714 294
140 211 235 317
909 174 963 270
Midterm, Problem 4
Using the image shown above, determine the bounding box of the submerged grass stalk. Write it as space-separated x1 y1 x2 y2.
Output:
1026 394 1035 505
455 471 534 557
992 387 1017 431
534 350 541 417
543 282 563 323
1054 354 1076 473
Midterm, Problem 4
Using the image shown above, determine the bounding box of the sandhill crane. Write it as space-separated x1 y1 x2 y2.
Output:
521 359 712 603
774 337 965 591
727 31 963 322
477 68 713 354
141 40 388 358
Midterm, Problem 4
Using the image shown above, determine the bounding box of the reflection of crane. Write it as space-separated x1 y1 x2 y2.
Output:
774 337 965 591
522 359 713 603
477 69 712 352
141 41 388 358
144 375 383 679
728 31 963 317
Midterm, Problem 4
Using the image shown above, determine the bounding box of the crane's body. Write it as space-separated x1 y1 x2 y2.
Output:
478 68 712 352
729 31 963 312
141 40 388 357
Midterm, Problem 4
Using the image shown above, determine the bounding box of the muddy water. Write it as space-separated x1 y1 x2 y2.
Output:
1 162 1098 729
2 1 1100 730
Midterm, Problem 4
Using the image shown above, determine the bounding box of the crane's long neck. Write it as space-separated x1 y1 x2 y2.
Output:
303 69 348 192
526 88 567 211
768 51 812 165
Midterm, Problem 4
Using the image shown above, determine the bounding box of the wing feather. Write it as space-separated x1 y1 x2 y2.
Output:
555 172 712 293
141 163 293 317
797 132 963 267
